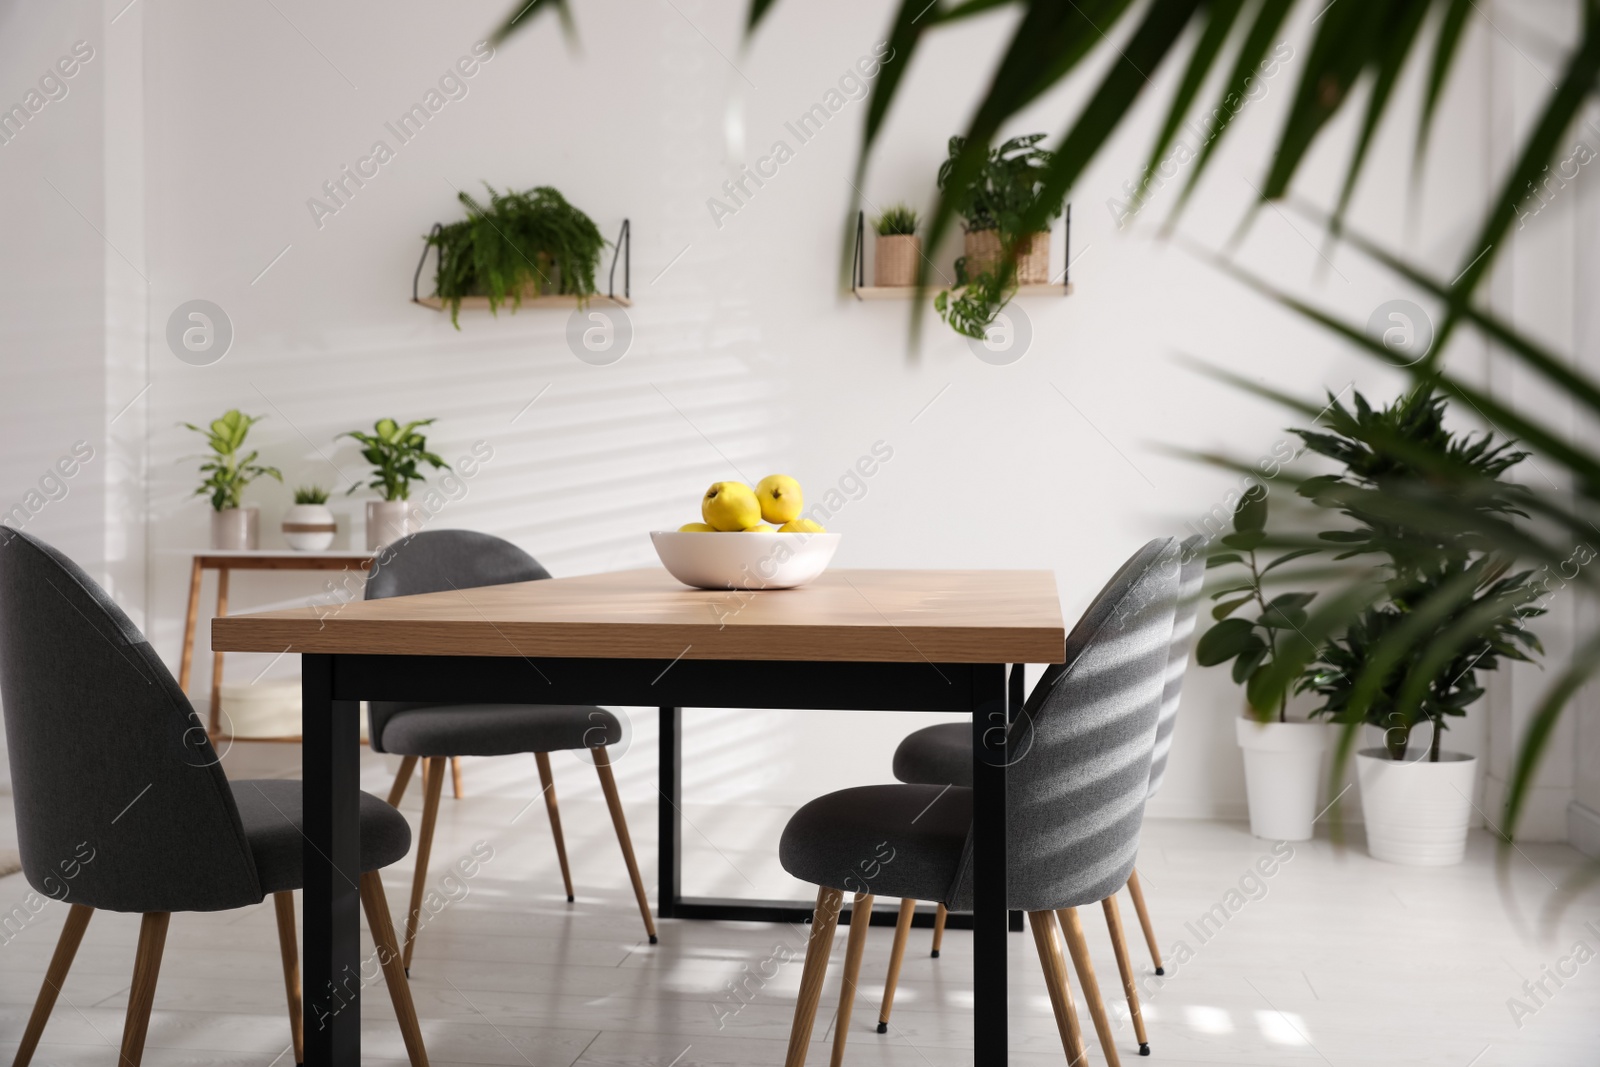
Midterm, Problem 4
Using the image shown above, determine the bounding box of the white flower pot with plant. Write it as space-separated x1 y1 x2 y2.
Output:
342 417 448 551
183 409 281 551
1198 488 1334 841
283 486 337 551
873 204 920 287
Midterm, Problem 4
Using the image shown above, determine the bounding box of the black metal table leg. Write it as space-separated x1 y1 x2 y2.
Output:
973 663 1009 1064
658 706 682 920
301 655 362 1066
1008 663 1026 936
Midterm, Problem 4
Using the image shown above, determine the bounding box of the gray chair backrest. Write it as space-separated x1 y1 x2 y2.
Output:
363 530 550 751
0 530 262 913
1146 534 1206 798
948 537 1178 913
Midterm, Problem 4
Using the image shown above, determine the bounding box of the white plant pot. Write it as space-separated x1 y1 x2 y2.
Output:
282 503 336 551
1235 718 1333 841
365 500 412 551
1356 748 1476 866
210 507 259 551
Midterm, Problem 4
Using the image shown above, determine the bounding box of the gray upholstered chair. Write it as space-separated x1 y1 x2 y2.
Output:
363 529 655 972
776 538 1180 1067
875 535 1206 1059
0 529 427 1067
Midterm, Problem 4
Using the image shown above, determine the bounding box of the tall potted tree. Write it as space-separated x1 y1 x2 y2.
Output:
183 410 281 551
342 418 448 550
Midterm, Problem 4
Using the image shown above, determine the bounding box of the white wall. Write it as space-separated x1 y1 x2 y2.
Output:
17 0 1585 836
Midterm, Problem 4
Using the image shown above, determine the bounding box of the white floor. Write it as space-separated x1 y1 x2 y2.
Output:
1 757 1598 1066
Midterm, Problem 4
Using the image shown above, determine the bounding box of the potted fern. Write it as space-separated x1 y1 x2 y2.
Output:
873 204 920 287
183 410 282 551
342 418 448 550
282 485 336 551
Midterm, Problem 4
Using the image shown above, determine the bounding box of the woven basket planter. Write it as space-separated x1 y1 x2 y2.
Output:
963 229 1050 285
874 234 921 287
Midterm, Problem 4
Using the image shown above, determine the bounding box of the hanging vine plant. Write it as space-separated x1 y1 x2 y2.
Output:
426 184 608 327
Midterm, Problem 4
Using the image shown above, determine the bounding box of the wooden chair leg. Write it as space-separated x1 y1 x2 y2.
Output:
592 746 658 943
1103 892 1151 1055
1059 906 1122 1067
1126 867 1163 974
361 872 430 1067
785 886 844 1067
13 903 93 1067
387 756 419 808
450 757 465 800
403 755 447 973
1029 910 1088 1067
877 898 917 1033
829 894 874 1067
534 752 576 902
931 902 948 958
271 893 304 1066
119 912 171 1067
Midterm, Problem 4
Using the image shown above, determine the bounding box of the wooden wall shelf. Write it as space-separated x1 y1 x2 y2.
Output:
851 207 1073 300
412 217 631 312
414 293 632 311
853 282 1074 301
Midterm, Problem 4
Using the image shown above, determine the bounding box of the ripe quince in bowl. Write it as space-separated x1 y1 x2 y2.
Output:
651 477 841 590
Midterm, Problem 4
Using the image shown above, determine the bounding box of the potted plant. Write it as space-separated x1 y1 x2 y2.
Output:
183 410 281 551
934 134 1064 338
1197 488 1333 841
283 485 337 551
1290 387 1543 865
873 204 920 287
426 184 608 327
342 418 448 550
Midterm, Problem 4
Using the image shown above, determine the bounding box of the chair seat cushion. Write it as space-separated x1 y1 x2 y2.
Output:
377 704 621 757
232 779 412 895
779 784 971 905
892 723 973 788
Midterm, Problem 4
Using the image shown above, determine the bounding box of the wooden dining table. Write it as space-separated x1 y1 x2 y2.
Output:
212 566 1066 1065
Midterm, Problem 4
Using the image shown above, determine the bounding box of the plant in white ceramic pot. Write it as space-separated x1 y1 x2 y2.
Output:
1197 488 1332 841
183 409 281 551
1289 387 1544 866
342 418 447 550
283 485 337 551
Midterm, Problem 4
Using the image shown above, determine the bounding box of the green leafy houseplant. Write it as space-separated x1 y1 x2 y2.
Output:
933 134 1063 339
427 184 608 327
1195 489 1320 723
874 204 918 236
293 485 330 505
1287 387 1544 762
182 410 281 511
342 418 447 502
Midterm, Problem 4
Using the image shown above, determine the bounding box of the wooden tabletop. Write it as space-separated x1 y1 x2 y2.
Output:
211 568 1066 664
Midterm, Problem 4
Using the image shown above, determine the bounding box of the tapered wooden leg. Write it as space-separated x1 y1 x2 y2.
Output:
785 886 844 1067
450 757 465 800
876 898 917 1033
13 903 93 1067
1060 906 1122 1067
387 756 419 808
1126 868 1163 974
534 752 575 902
208 568 230 735
931 902 948 958
593 746 657 943
829 894 873 1067
119 912 170 1067
1103 893 1150 1055
361 872 430 1067
177 557 202 694
403 756 447 972
1029 910 1087 1067
272 893 304 1066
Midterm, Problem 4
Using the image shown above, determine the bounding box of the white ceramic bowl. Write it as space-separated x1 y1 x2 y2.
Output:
650 530 841 590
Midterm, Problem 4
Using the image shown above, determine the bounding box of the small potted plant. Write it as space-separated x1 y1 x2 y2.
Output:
183 410 281 551
283 485 337 551
1197 488 1333 841
342 418 447 550
873 204 920 287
